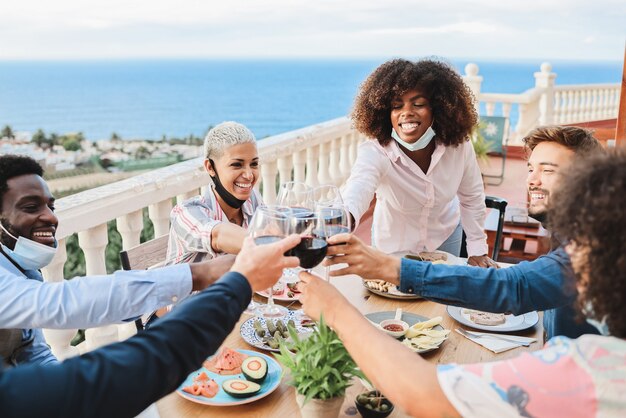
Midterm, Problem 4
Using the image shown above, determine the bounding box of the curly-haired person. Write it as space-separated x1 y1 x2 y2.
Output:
300 148 626 418
343 58 496 267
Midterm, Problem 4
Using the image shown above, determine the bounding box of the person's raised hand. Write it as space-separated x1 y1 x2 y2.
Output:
298 271 347 327
231 234 301 292
467 254 499 269
323 233 400 284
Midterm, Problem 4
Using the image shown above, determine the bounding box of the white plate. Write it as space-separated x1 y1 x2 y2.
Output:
446 306 539 332
362 281 422 300
176 349 282 406
365 311 447 354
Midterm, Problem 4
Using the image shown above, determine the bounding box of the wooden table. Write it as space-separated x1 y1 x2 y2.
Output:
157 269 543 418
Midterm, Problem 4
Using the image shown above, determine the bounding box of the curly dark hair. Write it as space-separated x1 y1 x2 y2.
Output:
351 58 477 147
0 155 44 209
523 126 602 156
549 147 626 338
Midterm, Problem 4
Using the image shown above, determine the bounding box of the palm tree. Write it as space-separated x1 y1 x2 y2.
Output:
1 125 14 139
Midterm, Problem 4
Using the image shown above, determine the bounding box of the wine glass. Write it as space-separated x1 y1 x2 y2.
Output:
312 184 344 207
248 205 291 319
276 182 314 282
313 204 352 281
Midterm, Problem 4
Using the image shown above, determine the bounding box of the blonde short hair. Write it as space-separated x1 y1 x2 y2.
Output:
204 121 256 160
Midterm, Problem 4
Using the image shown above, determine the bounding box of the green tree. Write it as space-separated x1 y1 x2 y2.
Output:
49 133 60 146
110 132 121 142
32 129 47 148
1 125 14 139
135 145 151 159
61 137 82 151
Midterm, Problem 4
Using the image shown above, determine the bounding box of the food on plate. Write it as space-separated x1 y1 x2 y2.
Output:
402 316 450 352
203 347 248 375
364 280 396 293
382 323 404 332
222 378 261 398
418 251 447 262
464 309 506 326
182 371 219 398
241 356 268 383
253 318 295 349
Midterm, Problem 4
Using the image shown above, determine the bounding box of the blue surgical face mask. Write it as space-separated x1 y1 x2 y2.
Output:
391 122 436 151
582 301 611 336
0 222 57 270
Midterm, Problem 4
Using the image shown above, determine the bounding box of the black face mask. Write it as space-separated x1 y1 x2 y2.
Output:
209 159 247 209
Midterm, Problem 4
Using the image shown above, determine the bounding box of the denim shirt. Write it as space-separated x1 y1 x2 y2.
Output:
398 247 598 339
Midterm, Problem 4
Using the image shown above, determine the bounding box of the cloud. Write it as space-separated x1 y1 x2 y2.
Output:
368 22 499 36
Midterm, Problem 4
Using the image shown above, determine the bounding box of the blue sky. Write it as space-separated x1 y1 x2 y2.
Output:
1 0 624 61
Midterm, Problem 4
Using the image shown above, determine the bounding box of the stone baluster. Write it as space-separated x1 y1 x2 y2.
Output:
78 224 122 351
277 155 293 187
566 91 575 123
463 63 483 116
502 103 512 120
176 190 197 205
114 210 145 341
41 239 80 360
261 160 278 204
590 89 599 121
148 199 173 238
305 145 320 188
554 91 563 124
328 137 342 186
349 132 359 166
317 141 332 186
534 62 556 125
339 134 352 183
116 209 143 250
573 90 581 122
485 102 495 116
293 149 306 184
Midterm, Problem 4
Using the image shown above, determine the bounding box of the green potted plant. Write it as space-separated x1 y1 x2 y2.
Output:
471 121 492 164
274 316 364 418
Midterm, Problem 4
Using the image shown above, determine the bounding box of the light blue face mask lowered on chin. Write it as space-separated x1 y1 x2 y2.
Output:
391 122 436 152
0 223 57 270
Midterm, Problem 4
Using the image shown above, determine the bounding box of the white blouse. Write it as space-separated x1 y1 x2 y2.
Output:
342 139 488 256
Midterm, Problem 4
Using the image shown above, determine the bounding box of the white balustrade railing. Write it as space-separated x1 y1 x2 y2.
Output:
553 84 621 124
463 62 620 146
41 117 364 358
40 62 619 359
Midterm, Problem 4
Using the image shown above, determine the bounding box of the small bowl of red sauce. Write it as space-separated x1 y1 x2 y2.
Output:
379 319 409 339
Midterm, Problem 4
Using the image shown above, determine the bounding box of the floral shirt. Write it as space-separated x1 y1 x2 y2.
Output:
438 334 626 417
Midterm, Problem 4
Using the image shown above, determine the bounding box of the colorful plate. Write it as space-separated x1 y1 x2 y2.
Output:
446 306 539 332
240 310 313 352
176 349 282 406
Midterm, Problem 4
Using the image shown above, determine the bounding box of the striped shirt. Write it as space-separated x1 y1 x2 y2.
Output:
165 186 263 265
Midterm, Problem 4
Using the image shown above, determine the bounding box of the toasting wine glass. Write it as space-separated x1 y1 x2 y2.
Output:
313 205 352 281
277 182 314 282
312 184 344 207
248 205 291 319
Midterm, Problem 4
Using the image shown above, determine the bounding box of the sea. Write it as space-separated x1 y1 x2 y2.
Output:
0 59 621 141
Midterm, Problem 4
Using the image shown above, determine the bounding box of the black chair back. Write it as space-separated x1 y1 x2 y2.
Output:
459 196 508 261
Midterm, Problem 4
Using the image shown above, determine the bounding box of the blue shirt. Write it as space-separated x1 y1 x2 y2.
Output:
1 253 193 366
0 272 251 418
398 247 598 339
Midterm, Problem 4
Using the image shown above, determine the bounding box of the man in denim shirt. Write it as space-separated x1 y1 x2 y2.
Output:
326 126 602 339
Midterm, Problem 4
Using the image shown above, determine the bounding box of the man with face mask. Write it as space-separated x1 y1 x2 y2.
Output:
0 155 235 367
325 126 605 339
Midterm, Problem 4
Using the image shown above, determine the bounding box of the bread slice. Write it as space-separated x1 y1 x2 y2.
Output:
469 311 506 326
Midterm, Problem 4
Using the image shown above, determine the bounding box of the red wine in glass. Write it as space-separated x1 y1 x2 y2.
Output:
290 236 328 269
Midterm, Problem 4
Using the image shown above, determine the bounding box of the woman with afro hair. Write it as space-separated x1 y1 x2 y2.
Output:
343 58 496 267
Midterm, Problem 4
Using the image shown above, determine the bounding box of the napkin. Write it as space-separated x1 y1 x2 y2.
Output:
455 329 537 353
